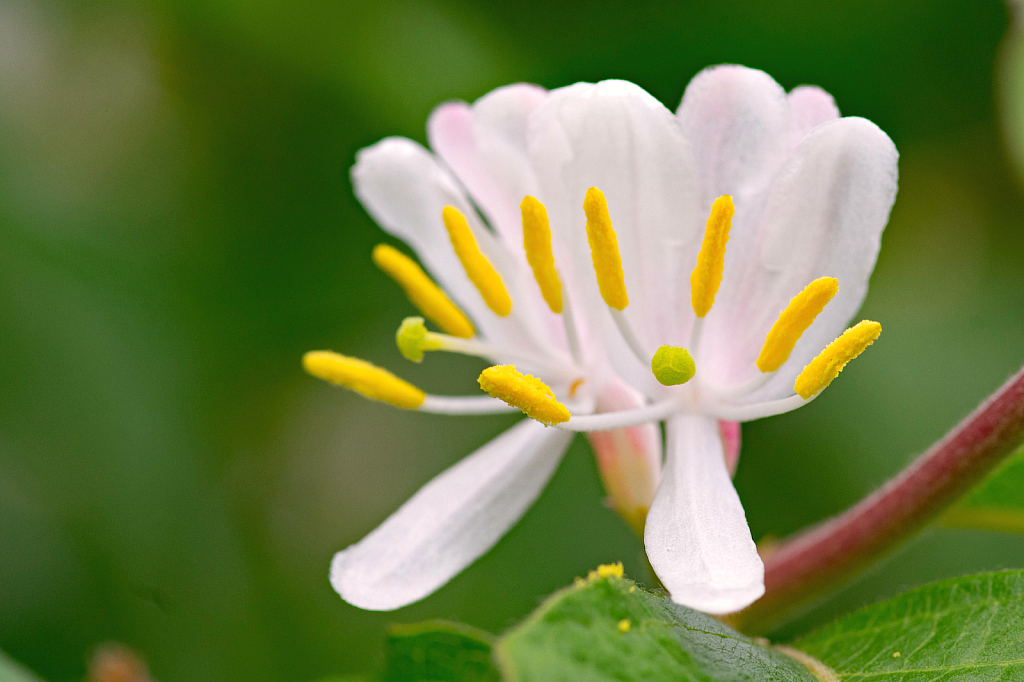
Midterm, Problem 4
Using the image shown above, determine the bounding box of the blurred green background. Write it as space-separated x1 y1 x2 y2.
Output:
2 0 1024 679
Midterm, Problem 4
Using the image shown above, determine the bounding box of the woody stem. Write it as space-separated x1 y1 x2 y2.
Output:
728 364 1024 634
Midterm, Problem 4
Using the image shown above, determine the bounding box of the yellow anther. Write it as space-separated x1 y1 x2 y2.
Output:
651 346 696 386
442 206 512 317
521 196 563 314
794 320 882 399
478 365 570 426
587 562 624 581
757 277 840 373
690 195 735 318
583 187 628 311
618 619 631 633
302 350 426 409
395 317 442 363
371 244 475 339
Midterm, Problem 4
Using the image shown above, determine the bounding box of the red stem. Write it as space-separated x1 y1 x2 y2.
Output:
731 364 1024 634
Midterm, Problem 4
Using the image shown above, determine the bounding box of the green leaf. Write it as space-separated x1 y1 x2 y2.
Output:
0 651 43 682
944 443 1024 532
381 620 499 682
793 569 1024 680
495 571 816 682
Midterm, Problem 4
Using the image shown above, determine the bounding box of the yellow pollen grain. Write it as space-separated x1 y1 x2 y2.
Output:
521 196 563 314
587 562 624 581
371 244 475 338
757 277 840 373
478 365 570 426
618 619 631 633
442 206 512 317
893 652 901 658
690 195 735 318
583 187 628 311
302 350 425 409
794 320 882 399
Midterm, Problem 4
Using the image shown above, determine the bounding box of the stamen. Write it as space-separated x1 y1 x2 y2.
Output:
704 393 815 422
442 206 512 316
583 187 628 311
303 350 425 409
419 395 518 415
478 365 570 426
757 277 839 372
372 244 475 339
555 397 682 432
611 309 650 366
651 345 696 386
690 195 735 318
794 320 882 399
521 196 563 314
395 317 578 380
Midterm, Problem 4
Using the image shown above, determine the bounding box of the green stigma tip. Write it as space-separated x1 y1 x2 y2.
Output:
651 345 695 386
396 316 429 362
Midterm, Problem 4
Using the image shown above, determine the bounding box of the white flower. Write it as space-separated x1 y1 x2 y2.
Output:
306 65 898 615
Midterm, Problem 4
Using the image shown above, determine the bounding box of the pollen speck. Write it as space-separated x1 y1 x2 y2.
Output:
587 562 624 581
618 619 631 632
893 652 901 658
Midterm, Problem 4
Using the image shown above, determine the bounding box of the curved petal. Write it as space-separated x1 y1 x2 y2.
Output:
331 419 574 611
351 137 561 358
787 85 840 145
699 116 898 399
645 413 763 614
677 65 791 207
529 80 703 394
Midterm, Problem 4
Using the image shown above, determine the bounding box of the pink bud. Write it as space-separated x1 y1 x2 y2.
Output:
585 378 662 536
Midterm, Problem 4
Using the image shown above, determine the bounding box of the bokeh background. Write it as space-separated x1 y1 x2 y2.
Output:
2 0 1024 679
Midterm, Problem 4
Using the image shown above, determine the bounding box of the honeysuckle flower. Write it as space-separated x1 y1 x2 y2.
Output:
306 65 897 615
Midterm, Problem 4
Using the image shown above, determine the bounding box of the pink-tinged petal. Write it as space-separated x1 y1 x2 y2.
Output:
645 414 763 614
351 137 560 359
719 420 742 478
331 419 574 611
585 378 663 535
529 80 703 395
699 117 898 399
427 83 547 248
427 84 566 346
787 85 840 145
677 65 791 207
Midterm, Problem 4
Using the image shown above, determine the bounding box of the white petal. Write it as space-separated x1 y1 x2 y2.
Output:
331 419 574 610
351 137 560 357
645 413 763 614
677 65 791 207
787 85 840 144
699 117 898 398
529 80 703 394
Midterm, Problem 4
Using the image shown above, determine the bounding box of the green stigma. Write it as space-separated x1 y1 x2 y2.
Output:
651 345 695 386
396 316 440 362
